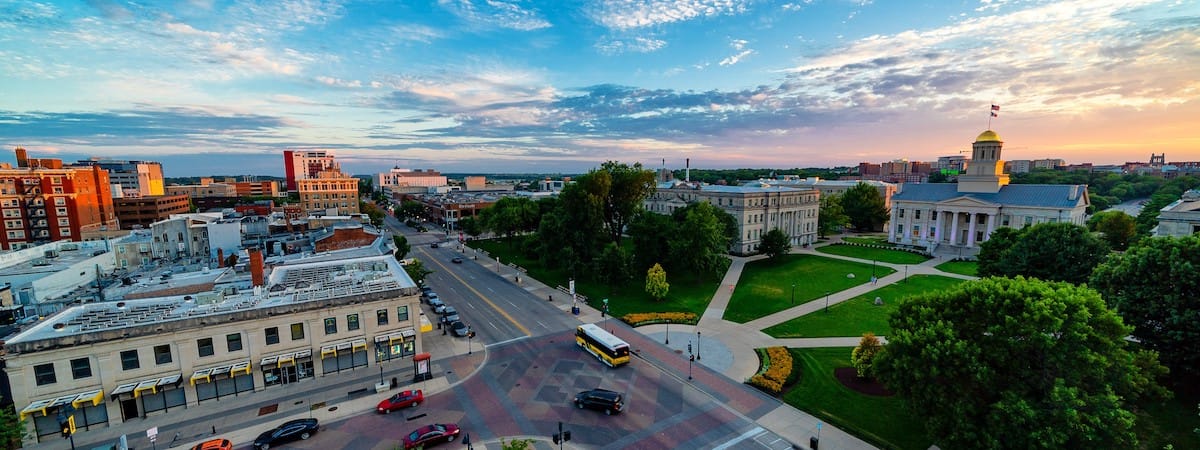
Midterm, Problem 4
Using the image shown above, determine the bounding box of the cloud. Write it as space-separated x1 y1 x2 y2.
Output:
595 36 668 54
315 76 364 88
586 0 754 30
0 108 293 146
438 0 551 31
719 49 754 66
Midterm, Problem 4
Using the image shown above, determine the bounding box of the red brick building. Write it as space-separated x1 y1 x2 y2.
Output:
314 224 381 252
114 194 191 229
0 148 119 249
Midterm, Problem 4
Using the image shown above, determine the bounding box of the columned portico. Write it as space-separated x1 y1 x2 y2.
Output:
966 213 977 247
949 212 959 245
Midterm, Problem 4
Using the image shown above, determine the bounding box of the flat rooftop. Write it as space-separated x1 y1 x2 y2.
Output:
6 254 416 345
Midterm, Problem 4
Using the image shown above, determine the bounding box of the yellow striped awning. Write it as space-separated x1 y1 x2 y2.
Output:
19 398 54 421
231 361 251 376
320 345 337 358
72 389 104 408
133 379 159 397
277 353 295 368
352 339 368 352
20 388 106 419
190 368 214 386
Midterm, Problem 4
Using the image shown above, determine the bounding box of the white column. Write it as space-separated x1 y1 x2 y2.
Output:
948 211 959 245
919 210 930 241
966 212 978 247
888 205 898 242
934 211 943 242
985 213 997 241
904 207 914 243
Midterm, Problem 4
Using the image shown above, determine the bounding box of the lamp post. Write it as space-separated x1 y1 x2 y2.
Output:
790 283 796 305
665 319 670 345
696 330 701 360
825 291 831 313
467 324 473 355
688 341 694 380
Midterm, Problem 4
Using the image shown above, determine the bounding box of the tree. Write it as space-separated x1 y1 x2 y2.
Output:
627 209 675 273
759 228 791 260
926 171 950 183
840 182 889 231
668 201 730 280
818 193 849 238
851 332 882 378
501 438 535 450
392 235 410 260
645 263 669 302
1091 235 1200 381
597 242 632 292
402 259 433 285
458 216 483 239
0 397 27 450
598 161 658 245
975 222 1109 284
481 197 539 241
398 200 426 222
875 277 1168 449
1087 210 1136 250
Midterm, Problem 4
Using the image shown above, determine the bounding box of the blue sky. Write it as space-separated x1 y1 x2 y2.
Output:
1 0 1198 177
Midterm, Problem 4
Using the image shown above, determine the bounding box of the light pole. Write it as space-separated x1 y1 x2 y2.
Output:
790 283 796 305
696 330 701 360
688 341 694 380
665 319 670 345
467 324 473 355
825 291 831 313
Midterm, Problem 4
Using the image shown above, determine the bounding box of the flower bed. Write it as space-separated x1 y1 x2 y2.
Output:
747 346 793 396
621 312 698 326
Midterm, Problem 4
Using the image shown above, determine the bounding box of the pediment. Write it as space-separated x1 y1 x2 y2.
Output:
937 196 997 208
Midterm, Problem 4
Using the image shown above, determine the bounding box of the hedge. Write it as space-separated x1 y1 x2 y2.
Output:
747 346 793 396
622 312 699 326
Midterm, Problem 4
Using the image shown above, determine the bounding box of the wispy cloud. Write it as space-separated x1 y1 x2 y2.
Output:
586 0 754 30
438 0 551 31
595 36 668 54
720 38 754 65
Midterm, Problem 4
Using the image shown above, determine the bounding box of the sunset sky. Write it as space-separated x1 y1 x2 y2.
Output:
1 0 1197 177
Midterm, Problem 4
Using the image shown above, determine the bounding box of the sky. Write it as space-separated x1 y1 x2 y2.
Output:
1 0 1198 178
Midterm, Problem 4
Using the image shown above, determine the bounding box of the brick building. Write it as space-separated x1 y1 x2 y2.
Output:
114 194 191 229
0 148 119 250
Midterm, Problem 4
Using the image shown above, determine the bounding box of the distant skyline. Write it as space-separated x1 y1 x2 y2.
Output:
1 1 1197 177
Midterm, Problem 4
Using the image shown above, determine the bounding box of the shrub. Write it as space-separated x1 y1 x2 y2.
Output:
747 346 794 396
851 332 883 378
621 312 698 326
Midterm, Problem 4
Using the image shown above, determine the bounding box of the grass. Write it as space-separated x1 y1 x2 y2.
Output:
1135 384 1200 450
467 237 720 319
783 347 932 450
934 260 978 277
762 275 968 338
815 244 931 264
723 254 894 323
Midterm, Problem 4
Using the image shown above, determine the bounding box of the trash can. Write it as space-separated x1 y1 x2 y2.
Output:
571 306 580 315
391 377 398 389
810 436 819 450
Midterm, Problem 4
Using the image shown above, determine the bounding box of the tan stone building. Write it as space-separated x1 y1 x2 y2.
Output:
298 168 360 216
644 180 820 255
6 245 421 444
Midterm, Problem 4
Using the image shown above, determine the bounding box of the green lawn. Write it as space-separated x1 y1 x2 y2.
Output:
762 275 968 338
842 236 895 246
467 238 719 320
815 244 931 264
934 260 978 277
784 347 932 450
723 254 894 323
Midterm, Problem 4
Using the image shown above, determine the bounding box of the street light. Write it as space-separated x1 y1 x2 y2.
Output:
790 283 796 305
696 330 701 360
688 341 694 380
467 324 474 355
665 319 670 345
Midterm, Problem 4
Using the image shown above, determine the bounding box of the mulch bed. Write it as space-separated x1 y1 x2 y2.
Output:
834 367 894 397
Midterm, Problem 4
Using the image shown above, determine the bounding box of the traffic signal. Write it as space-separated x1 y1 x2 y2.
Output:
553 432 561 444
563 430 572 442
60 415 76 438
467 331 476 338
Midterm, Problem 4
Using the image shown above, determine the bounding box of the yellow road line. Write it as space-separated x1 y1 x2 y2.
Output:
422 249 530 337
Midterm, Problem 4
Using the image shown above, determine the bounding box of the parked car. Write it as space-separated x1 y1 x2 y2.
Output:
574 389 624 415
448 321 469 337
420 286 433 297
440 309 460 325
439 306 458 318
429 297 445 312
451 257 463 264
253 418 319 449
430 242 439 248
402 423 461 449
191 438 233 450
377 389 424 414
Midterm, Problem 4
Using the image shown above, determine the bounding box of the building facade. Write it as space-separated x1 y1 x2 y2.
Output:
6 249 422 445
283 150 337 192
1 150 119 250
114 194 191 230
73 159 165 198
645 181 820 255
166 182 237 199
375 168 447 192
888 130 1089 255
298 169 360 216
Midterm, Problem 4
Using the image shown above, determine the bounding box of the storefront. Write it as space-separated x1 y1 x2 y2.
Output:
110 374 185 421
319 338 369 375
261 349 314 387
191 361 254 403
373 328 416 363
20 388 107 442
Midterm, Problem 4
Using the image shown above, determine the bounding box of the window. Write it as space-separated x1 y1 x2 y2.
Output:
71 358 92 379
54 197 66 206
898 208 905 218
347 314 360 331
397 305 410 322
915 210 922 220
35 363 56 386
324 317 337 335
290 323 305 340
227 333 243 352
121 350 140 370
198 338 214 357
154 344 172 364
265 327 280 345
377 309 389 326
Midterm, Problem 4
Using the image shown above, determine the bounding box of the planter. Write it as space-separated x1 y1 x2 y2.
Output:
375 382 390 393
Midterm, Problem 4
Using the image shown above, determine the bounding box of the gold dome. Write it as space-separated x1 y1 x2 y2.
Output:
976 130 1002 142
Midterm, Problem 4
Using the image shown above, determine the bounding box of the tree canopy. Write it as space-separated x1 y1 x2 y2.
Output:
818 193 848 238
1087 210 1137 250
841 182 889 231
1091 235 1200 381
976 222 1110 284
645 263 669 302
875 276 1168 449
668 201 732 280
759 228 791 260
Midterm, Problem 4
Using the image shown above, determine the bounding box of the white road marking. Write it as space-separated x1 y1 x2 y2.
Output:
712 427 765 450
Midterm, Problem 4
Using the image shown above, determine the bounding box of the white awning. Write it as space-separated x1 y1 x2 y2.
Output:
19 388 106 420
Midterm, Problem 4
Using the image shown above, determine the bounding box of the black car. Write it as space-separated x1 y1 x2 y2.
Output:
451 257 463 264
430 242 439 248
574 389 624 415
448 321 469 337
254 418 319 449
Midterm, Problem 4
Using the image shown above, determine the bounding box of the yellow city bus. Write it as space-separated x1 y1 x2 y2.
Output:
576 323 631 367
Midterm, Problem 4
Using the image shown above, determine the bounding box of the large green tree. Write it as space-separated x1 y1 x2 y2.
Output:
392 235 410 260
398 200 426 221
876 277 1168 449
976 222 1110 284
597 242 632 292
0 397 26 450
586 161 657 245
628 209 675 273
668 201 730 280
1087 210 1137 250
840 182 890 231
758 228 791 260
818 193 849 238
1091 235 1200 381
480 196 539 241
402 259 433 285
